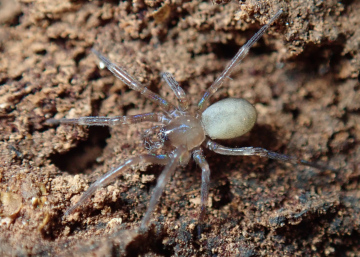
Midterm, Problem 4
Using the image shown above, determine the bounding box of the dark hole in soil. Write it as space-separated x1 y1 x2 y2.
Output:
211 33 274 62
50 126 111 174
8 12 23 27
212 178 233 210
211 41 241 60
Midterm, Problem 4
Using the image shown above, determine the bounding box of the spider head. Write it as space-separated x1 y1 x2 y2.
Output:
163 115 206 151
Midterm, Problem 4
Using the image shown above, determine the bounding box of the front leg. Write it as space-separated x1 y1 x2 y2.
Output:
92 49 177 114
205 139 336 171
46 112 170 126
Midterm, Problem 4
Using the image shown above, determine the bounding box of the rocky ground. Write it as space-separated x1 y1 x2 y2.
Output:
0 0 359 256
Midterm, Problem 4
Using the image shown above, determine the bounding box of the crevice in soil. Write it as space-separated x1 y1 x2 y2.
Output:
49 126 111 174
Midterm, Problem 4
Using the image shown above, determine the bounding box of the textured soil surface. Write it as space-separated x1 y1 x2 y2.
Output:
1 0 360 256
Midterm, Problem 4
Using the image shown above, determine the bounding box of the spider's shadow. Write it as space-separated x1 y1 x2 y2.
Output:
206 123 282 179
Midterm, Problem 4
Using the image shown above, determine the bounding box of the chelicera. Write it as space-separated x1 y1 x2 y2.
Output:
47 9 332 233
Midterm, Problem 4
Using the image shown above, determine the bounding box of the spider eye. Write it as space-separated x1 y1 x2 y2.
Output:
201 98 257 140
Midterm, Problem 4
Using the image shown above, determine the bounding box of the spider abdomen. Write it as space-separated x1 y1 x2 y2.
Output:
201 98 257 140
164 115 205 150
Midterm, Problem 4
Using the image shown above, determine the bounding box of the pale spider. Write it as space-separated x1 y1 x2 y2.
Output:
47 9 332 233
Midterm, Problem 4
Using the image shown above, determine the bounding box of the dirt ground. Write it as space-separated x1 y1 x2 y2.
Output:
0 0 359 256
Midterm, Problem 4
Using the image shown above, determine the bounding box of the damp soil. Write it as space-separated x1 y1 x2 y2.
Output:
0 0 360 256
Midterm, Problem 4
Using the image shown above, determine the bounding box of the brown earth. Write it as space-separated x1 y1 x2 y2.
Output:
0 0 359 256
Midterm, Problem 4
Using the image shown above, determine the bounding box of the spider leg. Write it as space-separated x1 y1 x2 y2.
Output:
161 72 190 111
140 146 187 229
46 112 169 126
64 154 170 216
192 148 210 236
197 9 283 110
205 139 336 172
92 49 177 114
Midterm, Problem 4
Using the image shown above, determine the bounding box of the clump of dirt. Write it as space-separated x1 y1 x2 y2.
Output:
0 0 359 256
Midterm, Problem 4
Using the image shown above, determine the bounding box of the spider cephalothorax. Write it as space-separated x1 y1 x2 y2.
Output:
47 9 333 233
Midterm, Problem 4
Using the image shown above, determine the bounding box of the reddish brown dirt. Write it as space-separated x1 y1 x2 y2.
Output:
0 0 359 256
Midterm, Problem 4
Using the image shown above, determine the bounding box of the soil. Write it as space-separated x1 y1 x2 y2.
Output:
0 0 359 256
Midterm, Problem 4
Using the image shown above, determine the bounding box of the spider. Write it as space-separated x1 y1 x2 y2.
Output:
47 9 333 233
